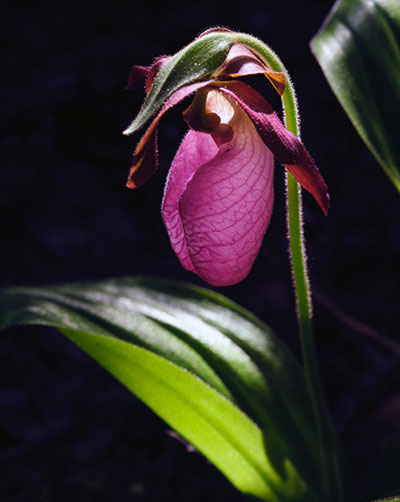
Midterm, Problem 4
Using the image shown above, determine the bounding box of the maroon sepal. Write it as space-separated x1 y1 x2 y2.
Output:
219 80 330 214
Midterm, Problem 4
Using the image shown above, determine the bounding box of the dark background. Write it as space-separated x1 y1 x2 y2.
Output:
1 0 399 500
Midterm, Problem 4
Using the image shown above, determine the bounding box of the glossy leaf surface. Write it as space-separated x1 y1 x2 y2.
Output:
370 498 400 502
0 277 323 501
311 0 400 193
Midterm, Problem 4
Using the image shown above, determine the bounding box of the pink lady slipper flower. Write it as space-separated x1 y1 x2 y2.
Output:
124 30 329 286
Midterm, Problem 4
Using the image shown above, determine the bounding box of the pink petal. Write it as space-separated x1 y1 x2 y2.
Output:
162 94 274 286
218 80 330 214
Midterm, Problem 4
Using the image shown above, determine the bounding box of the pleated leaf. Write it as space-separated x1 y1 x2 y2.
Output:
311 0 400 193
0 277 323 501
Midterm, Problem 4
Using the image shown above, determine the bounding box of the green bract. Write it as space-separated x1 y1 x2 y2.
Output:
311 0 400 193
123 32 235 135
0 277 324 501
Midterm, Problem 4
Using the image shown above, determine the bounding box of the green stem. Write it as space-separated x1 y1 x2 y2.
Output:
235 33 344 502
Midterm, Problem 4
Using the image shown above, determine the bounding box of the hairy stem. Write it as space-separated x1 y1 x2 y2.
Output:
235 32 345 502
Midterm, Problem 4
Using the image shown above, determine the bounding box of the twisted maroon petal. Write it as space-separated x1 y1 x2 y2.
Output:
218 80 330 214
127 80 213 189
126 56 171 94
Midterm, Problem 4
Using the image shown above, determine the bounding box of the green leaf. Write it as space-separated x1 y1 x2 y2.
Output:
123 32 234 135
311 0 400 193
0 277 324 501
369 498 400 502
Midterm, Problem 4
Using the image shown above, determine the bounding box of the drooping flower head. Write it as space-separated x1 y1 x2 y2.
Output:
124 29 329 286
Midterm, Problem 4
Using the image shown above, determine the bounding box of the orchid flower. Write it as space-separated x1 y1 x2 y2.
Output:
124 30 329 286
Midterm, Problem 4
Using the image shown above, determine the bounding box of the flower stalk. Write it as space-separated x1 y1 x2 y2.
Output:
123 29 344 500
235 33 344 502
